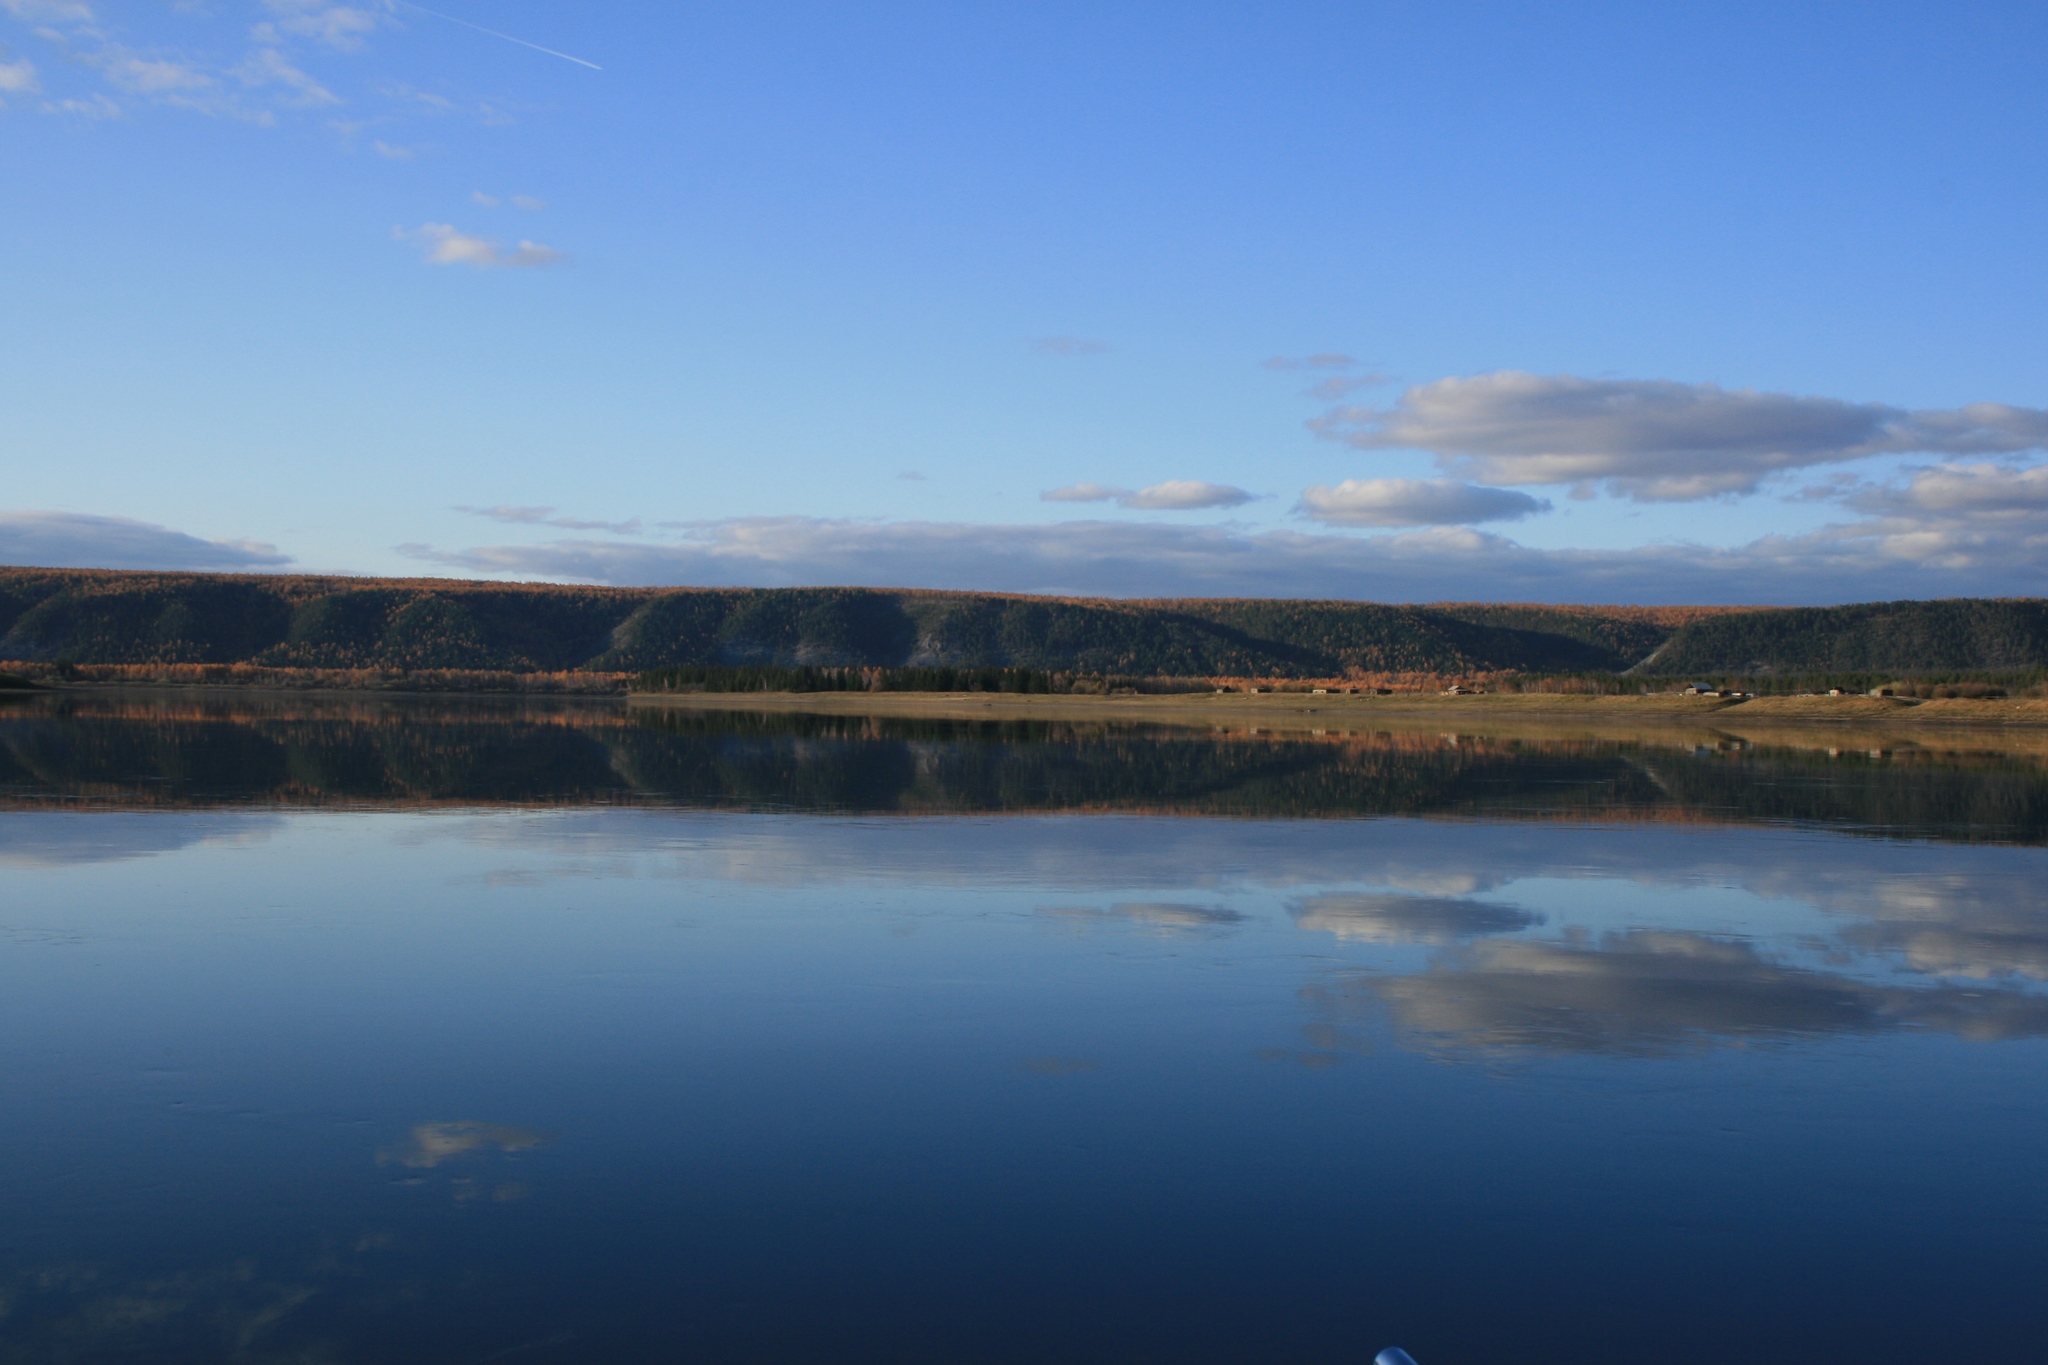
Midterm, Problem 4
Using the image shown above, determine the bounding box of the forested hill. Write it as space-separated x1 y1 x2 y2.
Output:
1635 599 2048 677
0 568 1698 676
0 569 2041 679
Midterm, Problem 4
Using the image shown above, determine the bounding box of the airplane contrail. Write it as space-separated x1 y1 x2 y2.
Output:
392 1 602 71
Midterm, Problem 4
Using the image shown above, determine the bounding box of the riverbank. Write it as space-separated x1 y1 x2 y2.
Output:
628 687 2048 727
17 681 2048 757
12 686 2048 776
621 688 2048 761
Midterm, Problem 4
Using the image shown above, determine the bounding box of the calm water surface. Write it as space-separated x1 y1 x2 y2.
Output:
3 695 2047 1363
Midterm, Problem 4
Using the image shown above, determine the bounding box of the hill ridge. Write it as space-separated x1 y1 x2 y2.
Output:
1 568 2042 680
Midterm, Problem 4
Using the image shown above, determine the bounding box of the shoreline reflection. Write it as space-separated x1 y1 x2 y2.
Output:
4 695 2048 844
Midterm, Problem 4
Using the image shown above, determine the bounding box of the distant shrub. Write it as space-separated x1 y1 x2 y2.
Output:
1499 672 1639 695
636 664 873 693
1886 680 2009 699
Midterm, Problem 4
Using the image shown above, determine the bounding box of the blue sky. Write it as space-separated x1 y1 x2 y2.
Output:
3 1 2045 602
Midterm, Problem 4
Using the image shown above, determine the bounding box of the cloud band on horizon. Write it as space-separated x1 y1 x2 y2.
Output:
0 511 290 572
395 473 2048 603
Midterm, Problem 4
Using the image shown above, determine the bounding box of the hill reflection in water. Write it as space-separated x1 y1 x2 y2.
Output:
3 692 2048 842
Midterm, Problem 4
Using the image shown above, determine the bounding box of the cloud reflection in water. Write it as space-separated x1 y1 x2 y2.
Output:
1039 901 1246 933
380 1122 546 1169
1290 892 1539 944
1321 930 2048 1057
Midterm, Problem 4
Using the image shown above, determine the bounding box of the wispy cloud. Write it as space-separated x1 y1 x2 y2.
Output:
455 504 639 534
236 44 338 107
0 1 497 127
99 52 212 97
1296 477 1548 528
397 222 565 268
1305 372 1388 401
1040 480 1257 511
0 511 290 571
0 1 95 23
1040 482 1125 504
1317 371 2048 501
257 2 385 54
1033 335 1109 356
1264 353 1389 400
46 90 115 117
0 50 35 98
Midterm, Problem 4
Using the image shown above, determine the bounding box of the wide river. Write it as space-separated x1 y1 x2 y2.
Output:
3 694 2046 1363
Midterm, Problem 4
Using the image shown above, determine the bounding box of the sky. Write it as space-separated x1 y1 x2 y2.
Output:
3 1 2045 604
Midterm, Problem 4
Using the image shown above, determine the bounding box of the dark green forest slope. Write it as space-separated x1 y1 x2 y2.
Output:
0 568 2042 679
1637 600 2048 677
0 569 1690 676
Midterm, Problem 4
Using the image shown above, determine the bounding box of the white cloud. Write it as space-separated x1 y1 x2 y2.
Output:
1851 461 2048 517
1122 480 1256 510
1040 481 1256 510
1317 371 2048 501
3 3 410 125
0 511 290 571
0 52 38 96
1296 477 1549 528
258 2 382 52
510 194 545 211
1034 336 1109 355
396 222 565 269
470 190 500 207
370 138 409 158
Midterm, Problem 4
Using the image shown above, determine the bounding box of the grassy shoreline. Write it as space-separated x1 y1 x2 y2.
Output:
16 683 2048 761
625 686 2048 732
20 675 2048 727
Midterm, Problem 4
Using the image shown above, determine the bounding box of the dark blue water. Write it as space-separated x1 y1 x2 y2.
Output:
3 697 2047 1363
